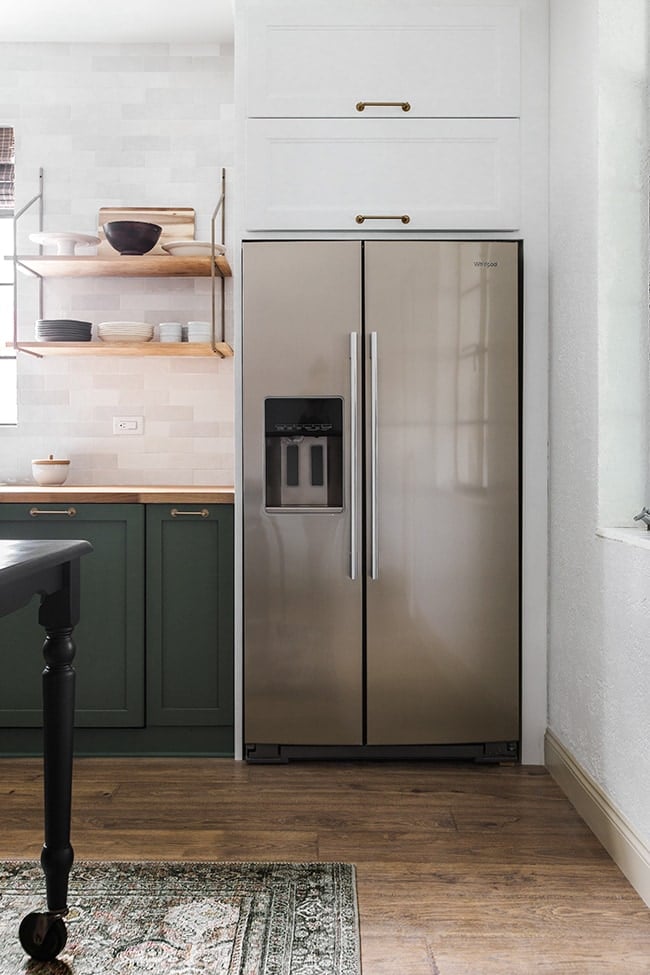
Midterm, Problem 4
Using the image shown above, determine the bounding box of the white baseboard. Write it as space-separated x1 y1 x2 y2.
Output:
545 730 650 907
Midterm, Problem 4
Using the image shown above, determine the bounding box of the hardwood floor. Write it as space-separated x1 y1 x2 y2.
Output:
1 758 648 973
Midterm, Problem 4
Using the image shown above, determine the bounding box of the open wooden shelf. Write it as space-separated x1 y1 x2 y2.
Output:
11 170 232 360
14 341 234 358
14 254 232 278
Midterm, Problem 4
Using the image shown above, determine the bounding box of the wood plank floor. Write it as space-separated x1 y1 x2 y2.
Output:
1 758 648 973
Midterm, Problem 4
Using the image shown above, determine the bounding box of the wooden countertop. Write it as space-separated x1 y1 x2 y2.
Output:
0 486 235 504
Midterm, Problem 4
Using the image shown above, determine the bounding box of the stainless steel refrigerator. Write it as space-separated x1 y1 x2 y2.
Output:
242 240 520 762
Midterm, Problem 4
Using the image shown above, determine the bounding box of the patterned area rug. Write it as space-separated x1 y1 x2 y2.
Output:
0 860 361 974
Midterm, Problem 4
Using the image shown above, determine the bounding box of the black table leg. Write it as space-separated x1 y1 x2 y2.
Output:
18 559 80 962
0 539 92 962
41 621 76 907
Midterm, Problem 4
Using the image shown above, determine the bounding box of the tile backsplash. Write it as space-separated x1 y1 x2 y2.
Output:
0 41 235 486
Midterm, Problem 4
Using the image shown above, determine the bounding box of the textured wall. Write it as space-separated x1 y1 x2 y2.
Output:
0 41 234 486
548 0 650 840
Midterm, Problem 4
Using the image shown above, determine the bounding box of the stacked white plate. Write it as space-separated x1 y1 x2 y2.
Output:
186 320 212 342
97 321 154 343
161 240 225 257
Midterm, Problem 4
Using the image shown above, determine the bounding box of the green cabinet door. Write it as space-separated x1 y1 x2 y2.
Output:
146 504 234 727
0 503 145 727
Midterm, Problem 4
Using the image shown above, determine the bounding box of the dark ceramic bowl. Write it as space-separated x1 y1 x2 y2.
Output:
103 220 162 256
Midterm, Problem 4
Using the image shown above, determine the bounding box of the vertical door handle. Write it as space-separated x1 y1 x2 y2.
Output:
370 331 379 579
349 331 359 580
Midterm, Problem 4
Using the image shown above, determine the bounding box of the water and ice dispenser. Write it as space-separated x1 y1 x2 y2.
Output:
265 397 343 510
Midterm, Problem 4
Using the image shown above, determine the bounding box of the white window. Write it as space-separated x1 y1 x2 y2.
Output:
0 127 16 426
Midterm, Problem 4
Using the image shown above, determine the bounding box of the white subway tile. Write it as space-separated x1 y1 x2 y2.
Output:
1 40 235 485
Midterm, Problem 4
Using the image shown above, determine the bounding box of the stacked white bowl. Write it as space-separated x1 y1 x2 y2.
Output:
158 321 182 343
187 320 212 343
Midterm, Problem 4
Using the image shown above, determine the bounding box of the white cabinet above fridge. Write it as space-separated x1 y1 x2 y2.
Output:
244 0 521 118
244 118 521 232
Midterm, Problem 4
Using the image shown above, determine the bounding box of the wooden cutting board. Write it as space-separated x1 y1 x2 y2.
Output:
97 206 195 257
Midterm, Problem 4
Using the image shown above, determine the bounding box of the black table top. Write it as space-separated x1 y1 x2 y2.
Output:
0 539 93 588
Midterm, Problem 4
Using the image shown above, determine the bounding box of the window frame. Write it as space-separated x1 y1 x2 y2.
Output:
0 125 17 425
0 210 17 426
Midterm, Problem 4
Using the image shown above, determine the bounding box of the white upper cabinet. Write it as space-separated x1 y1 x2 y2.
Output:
239 0 524 231
244 1 521 118
245 118 520 231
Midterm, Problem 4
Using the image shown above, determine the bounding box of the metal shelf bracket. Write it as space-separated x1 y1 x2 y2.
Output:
210 167 227 357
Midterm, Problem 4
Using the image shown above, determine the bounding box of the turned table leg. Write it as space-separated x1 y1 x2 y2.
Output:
40 619 76 914
18 558 80 962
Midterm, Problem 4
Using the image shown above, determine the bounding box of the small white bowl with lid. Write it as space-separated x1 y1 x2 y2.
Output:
32 455 70 486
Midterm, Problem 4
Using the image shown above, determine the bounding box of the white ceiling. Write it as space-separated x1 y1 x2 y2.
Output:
2 0 234 43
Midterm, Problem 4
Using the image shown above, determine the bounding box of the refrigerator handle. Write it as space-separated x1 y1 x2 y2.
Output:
349 331 358 580
370 331 379 580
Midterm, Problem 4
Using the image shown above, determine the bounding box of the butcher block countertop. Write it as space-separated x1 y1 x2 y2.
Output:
0 486 235 504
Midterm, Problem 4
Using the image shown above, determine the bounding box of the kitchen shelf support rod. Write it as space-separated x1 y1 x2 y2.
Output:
210 167 226 356
13 168 44 354
15 345 44 359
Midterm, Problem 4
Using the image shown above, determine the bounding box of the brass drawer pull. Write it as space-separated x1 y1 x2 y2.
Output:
170 507 210 518
355 214 411 224
356 101 411 112
29 506 77 517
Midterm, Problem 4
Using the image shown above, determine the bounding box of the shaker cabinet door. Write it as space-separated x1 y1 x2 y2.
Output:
0 503 145 728
244 0 520 118
145 504 234 728
245 118 520 232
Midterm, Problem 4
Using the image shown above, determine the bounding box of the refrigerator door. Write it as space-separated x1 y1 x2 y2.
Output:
242 241 363 745
364 241 520 744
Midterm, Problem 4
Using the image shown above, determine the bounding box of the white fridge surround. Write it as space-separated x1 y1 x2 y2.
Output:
232 0 550 766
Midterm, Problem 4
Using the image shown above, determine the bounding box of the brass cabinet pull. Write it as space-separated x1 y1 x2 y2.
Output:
355 214 411 224
29 506 77 517
356 101 410 112
170 507 210 518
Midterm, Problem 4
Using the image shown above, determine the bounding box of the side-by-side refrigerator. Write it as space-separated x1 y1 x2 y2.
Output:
242 240 520 762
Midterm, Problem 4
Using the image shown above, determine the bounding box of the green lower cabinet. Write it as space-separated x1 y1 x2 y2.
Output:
0 501 234 756
0 503 145 728
146 504 234 730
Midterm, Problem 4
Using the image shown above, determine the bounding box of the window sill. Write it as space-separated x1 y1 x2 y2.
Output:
596 526 650 550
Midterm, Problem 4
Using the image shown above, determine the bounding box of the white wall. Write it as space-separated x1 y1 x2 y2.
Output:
0 42 235 486
548 0 650 845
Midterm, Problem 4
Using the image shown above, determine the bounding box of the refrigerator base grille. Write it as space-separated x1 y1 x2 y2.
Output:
245 741 519 764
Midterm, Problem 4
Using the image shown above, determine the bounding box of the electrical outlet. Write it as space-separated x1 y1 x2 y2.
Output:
113 416 144 435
